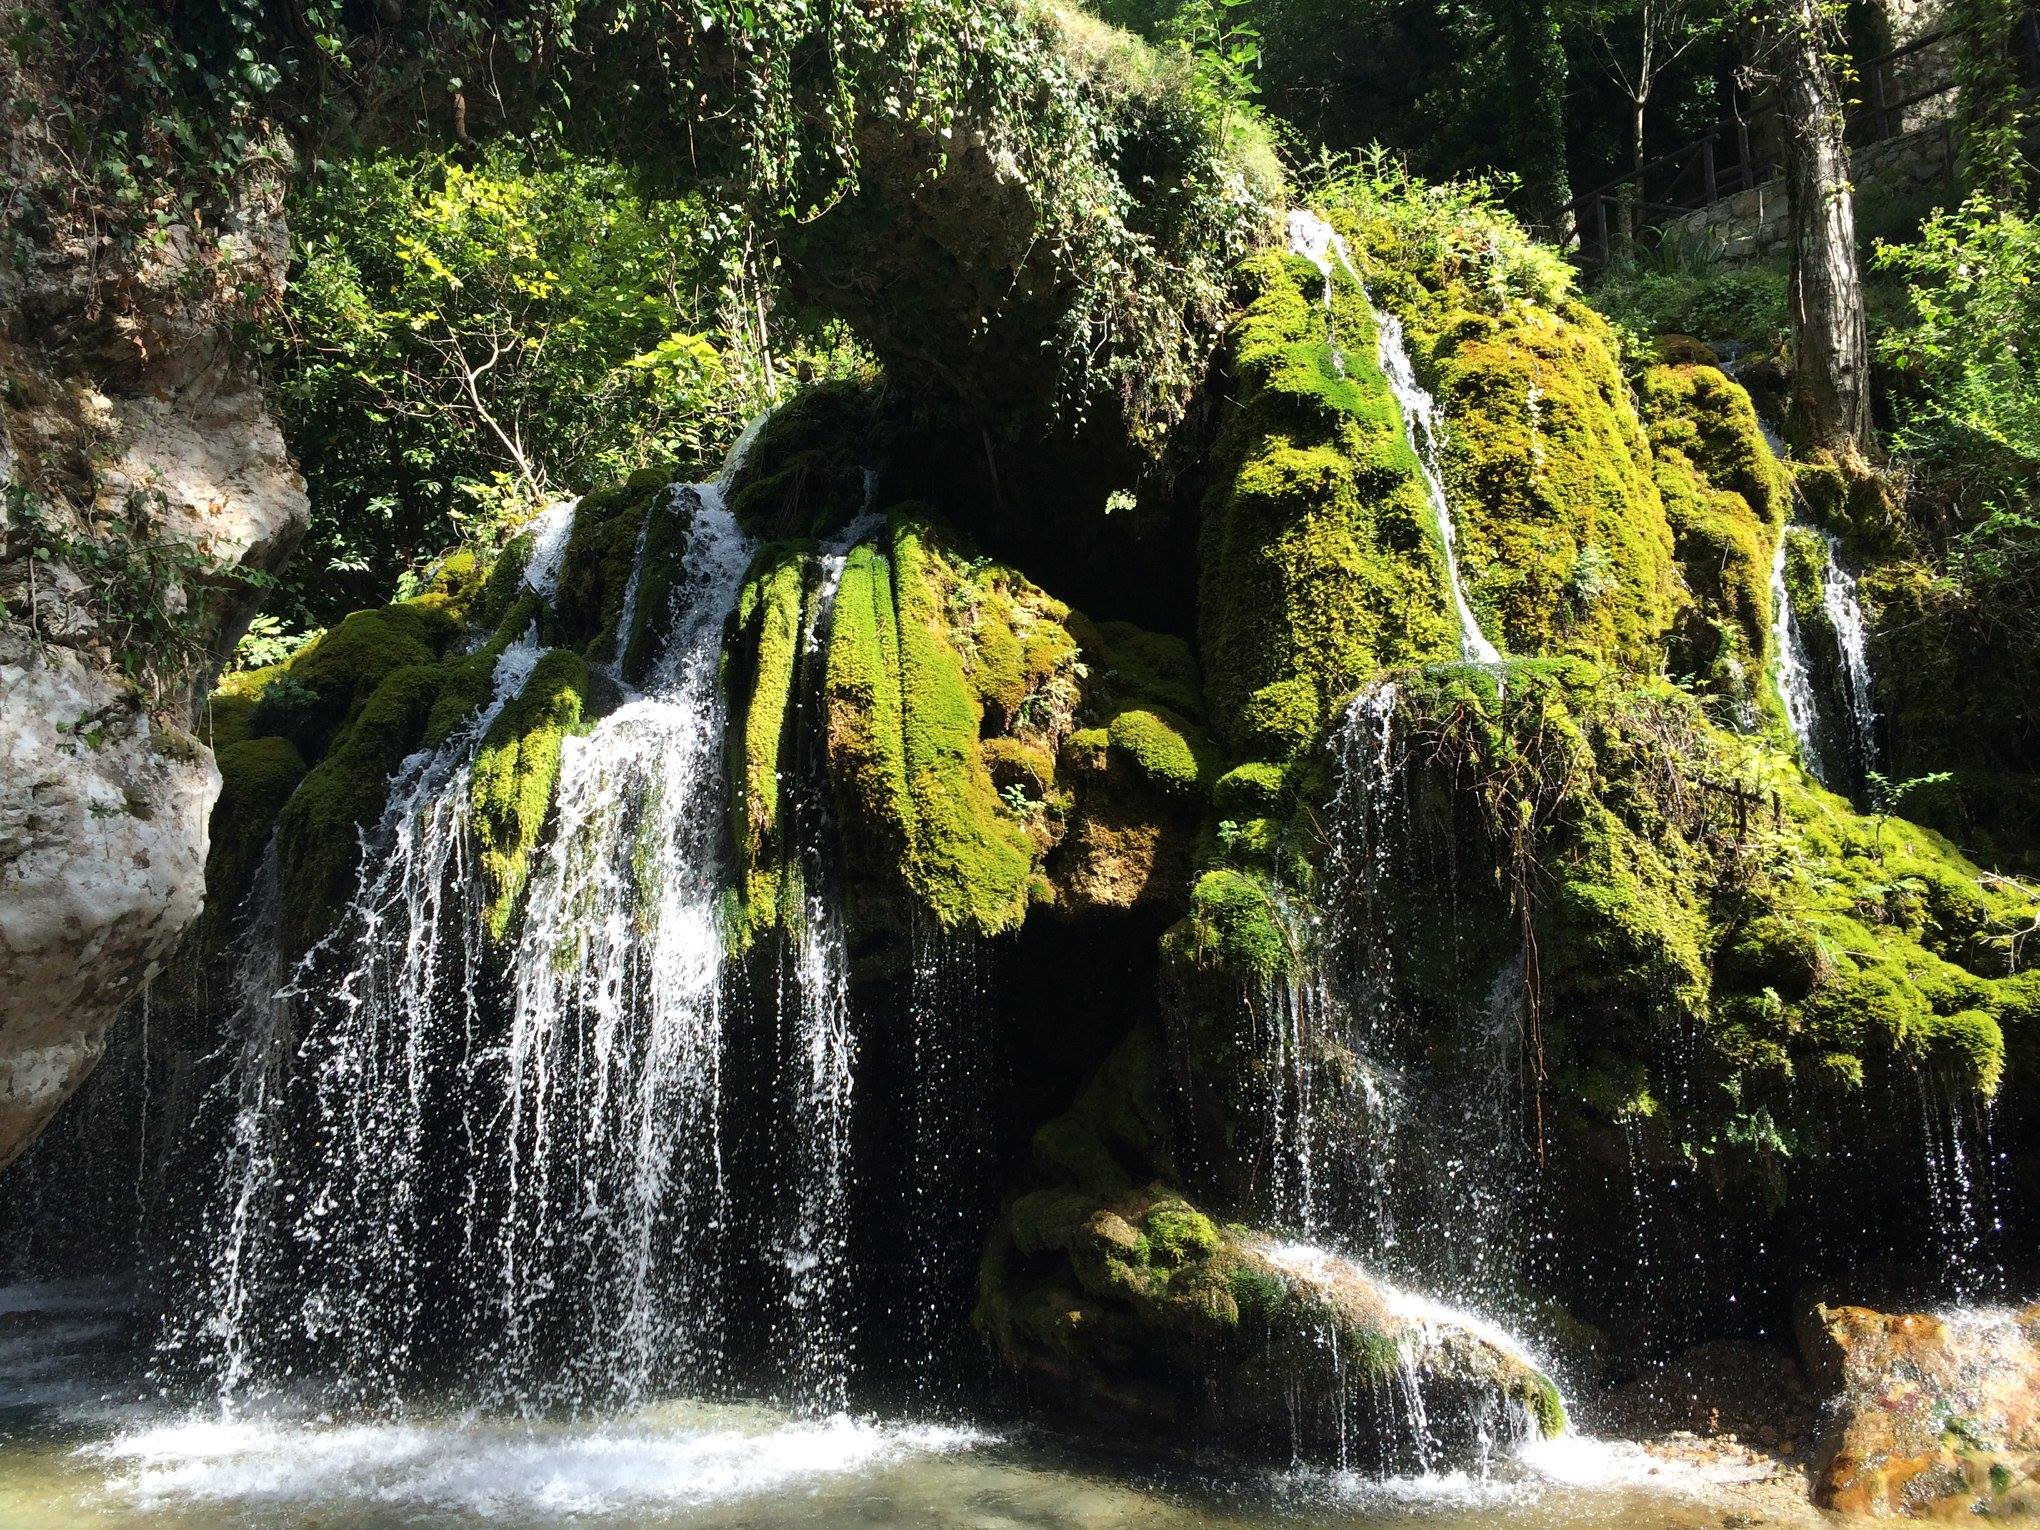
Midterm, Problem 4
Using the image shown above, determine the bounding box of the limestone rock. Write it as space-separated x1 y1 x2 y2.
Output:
0 634 216 1166
0 23 307 1170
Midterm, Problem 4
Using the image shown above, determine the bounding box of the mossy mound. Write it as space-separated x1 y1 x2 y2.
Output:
977 1026 1564 1457
816 522 1036 942
1374 665 2038 1171
725 379 884 541
199 523 561 960
1197 244 1459 765
790 509 1218 941
1637 362 1791 722
1422 300 1678 671
553 467 679 676
723 541 822 950
200 735 307 954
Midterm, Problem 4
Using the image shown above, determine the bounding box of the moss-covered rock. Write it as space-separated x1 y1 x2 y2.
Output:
1197 245 1459 764
725 378 883 540
200 735 307 953
1637 362 1791 719
553 467 677 671
471 649 589 941
978 1026 1565 1459
1424 301 1679 671
724 541 819 949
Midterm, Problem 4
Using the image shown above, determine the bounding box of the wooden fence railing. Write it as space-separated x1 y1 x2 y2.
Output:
1552 5 2040 265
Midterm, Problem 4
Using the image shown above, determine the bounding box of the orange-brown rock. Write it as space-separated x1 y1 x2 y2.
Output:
1804 1301 2040 1517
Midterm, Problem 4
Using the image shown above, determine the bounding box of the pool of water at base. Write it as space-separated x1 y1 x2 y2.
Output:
0 1281 1840 1529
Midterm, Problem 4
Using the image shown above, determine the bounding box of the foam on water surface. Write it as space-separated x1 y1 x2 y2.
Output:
84 1406 988 1518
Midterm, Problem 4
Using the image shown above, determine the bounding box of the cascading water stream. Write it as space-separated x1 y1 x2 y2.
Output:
491 483 752 1407
1227 677 1558 1470
1285 209 1503 668
172 429 888 1418
767 507 881 1413
1753 416 1879 787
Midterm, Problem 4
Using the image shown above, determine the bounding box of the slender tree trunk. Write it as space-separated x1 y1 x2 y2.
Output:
1771 0 1873 455
1503 0 1575 240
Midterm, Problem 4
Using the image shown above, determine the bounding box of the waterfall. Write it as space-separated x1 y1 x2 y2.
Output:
1230 676 1555 1468
1769 528 1828 778
1374 315 1504 666
1818 531 1880 776
490 484 750 1407
173 428 887 1416
1285 208 1501 667
1755 420 1879 788
899 926 1000 1405
1918 1075 2005 1301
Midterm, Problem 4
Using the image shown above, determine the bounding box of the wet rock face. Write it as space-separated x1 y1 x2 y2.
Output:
1805 1302 2040 1517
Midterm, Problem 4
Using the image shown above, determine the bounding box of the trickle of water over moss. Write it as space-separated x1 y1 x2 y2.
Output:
1198 245 1459 764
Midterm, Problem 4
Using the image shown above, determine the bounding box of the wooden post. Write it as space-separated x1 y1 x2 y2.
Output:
1870 57 1890 140
1703 136 1719 203
1596 192 1611 265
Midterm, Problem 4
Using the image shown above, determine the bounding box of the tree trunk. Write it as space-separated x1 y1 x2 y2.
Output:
1503 0 1576 240
1771 0 1873 455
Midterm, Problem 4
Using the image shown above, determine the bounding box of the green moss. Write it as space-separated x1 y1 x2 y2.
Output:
1212 762 1287 818
822 517 1038 936
273 661 459 957
1198 246 1459 761
725 378 882 540
553 468 673 663
1637 365 1786 715
1429 303 1679 670
1089 620 1205 719
201 736 307 952
471 649 589 941
252 601 460 757
1175 869 1291 983
724 542 814 946
1105 707 1216 797
1143 1201 1222 1263
982 736 1056 797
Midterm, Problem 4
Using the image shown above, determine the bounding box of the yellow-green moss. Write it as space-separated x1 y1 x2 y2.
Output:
823 518 1036 935
1428 303 1679 670
1172 868 1291 983
251 601 460 757
471 649 589 941
725 542 815 946
273 661 461 957
1105 707 1216 797
1198 246 1459 762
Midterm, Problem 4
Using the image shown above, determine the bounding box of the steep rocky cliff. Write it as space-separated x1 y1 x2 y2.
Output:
0 25 307 1167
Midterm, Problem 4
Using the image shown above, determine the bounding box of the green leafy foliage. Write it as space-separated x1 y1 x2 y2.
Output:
1877 198 2040 521
269 144 857 626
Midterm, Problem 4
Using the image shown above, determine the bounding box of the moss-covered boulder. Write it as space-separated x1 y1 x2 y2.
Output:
978 1026 1564 1459
1197 244 1459 766
794 512 1216 942
553 467 680 678
724 379 884 541
471 649 590 941
1637 362 1791 721
1423 301 1678 671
